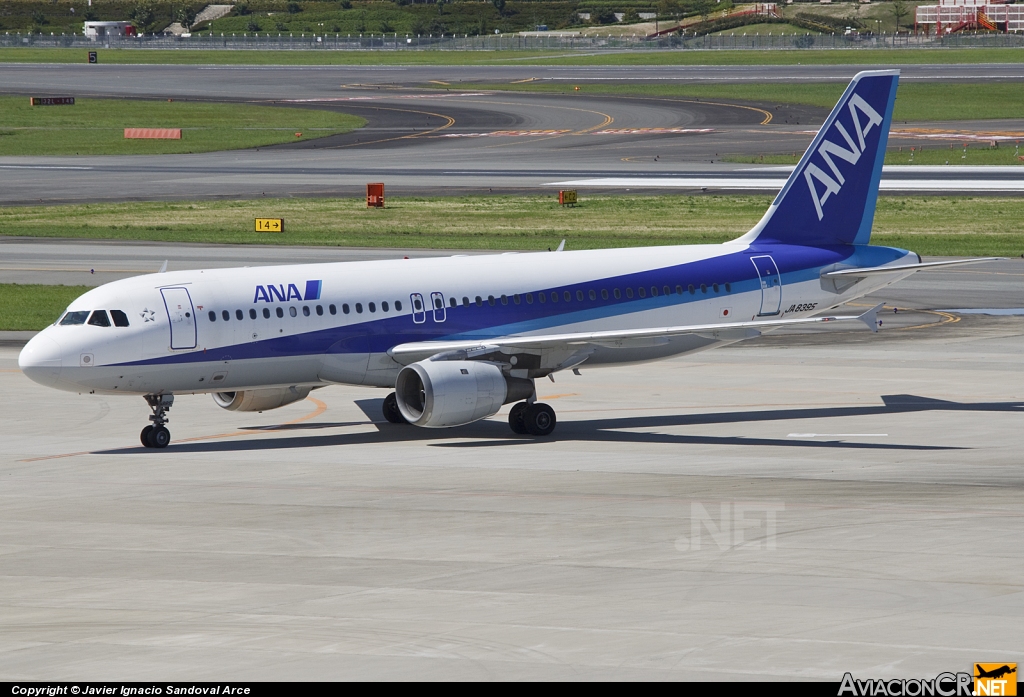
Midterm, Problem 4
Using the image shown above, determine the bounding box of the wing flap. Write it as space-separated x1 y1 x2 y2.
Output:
821 257 1002 279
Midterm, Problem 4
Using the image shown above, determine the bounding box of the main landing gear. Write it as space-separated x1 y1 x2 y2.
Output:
509 401 556 437
141 393 174 449
382 392 408 424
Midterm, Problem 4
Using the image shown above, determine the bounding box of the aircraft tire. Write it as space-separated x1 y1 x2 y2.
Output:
382 392 407 424
140 425 154 448
508 402 529 434
149 426 171 449
524 403 556 437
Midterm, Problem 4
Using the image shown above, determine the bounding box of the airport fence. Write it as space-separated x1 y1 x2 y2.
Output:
2 30 1023 52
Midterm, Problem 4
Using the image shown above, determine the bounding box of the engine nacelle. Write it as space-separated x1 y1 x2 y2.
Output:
212 386 311 412
395 359 534 428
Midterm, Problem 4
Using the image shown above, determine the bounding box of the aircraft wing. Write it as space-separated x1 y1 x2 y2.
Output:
388 304 883 364
821 257 1003 279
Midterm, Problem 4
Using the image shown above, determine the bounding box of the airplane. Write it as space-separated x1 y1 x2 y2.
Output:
18 69 997 448
976 665 1016 680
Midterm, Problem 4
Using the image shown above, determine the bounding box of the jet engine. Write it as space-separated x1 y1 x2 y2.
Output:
395 359 534 428
212 386 312 412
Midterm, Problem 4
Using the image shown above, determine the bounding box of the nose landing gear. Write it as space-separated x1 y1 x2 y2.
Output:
141 393 174 449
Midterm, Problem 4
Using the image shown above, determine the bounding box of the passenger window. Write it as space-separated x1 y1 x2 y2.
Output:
111 310 130 327
208 311 217 322
650 287 658 297
235 309 243 320
526 293 533 304
288 307 297 317
689 285 696 295
369 302 376 313
638 287 646 298
330 304 338 315
550 292 558 303
448 298 456 308
514 294 521 305
501 294 508 305
576 290 584 301
383 301 390 312
488 295 495 306
88 310 111 327
625 288 633 299
250 309 257 319
713 283 720 293
613 288 621 299
316 305 323 316
564 291 571 302
475 296 483 306
276 307 284 318
676 285 683 295
434 297 442 310
395 300 402 311
663 286 671 296
355 303 363 314
343 304 350 314
701 284 708 294
601 289 609 300
463 296 470 307
725 283 732 293
538 293 546 304
414 298 422 311
263 308 271 319
222 310 230 321
60 311 90 325
303 306 310 316
588 289 596 301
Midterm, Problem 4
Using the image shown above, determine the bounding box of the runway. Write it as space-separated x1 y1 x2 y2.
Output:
2 306 1022 679
2 64 1023 203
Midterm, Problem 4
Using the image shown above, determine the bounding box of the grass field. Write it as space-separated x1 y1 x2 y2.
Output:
1 195 1022 257
0 283 93 330
0 96 364 155
2 47 1024 66
733 144 1024 166
460 82 1024 123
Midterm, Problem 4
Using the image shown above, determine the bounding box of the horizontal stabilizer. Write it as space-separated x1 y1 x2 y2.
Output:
822 257 1003 279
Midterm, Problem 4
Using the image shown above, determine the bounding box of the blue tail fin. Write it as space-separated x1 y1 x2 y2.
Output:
742 70 899 247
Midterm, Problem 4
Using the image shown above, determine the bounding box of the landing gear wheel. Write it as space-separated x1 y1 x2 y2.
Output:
149 426 171 449
382 392 407 424
524 403 556 437
140 425 154 448
508 402 529 435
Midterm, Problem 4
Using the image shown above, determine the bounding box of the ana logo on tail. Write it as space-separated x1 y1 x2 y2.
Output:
805 94 884 221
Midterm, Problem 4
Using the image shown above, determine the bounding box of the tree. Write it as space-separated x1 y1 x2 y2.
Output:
695 0 714 25
891 0 909 32
623 9 641 23
491 0 506 16
658 0 682 22
175 5 196 31
130 1 157 33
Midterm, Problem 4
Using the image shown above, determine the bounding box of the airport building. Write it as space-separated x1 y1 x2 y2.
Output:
915 0 1024 33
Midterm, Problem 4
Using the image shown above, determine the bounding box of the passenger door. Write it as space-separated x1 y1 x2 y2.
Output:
750 255 782 316
430 292 446 323
410 293 426 324
160 287 197 349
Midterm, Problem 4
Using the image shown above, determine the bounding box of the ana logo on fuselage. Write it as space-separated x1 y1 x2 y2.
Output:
804 93 883 221
254 279 322 303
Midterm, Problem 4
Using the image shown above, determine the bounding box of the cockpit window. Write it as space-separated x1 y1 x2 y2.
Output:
59 311 90 325
87 310 111 327
111 310 130 327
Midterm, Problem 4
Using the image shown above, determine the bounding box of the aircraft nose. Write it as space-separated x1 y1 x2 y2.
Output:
19 333 63 387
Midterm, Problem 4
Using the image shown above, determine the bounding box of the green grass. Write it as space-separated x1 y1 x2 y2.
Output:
3 46 1024 66
458 81 1024 122
0 96 365 155
0 283 93 330
734 144 1024 166
1 195 1022 257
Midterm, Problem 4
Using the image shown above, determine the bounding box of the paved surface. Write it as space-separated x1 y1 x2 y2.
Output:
2 314 1023 679
2 64 1023 203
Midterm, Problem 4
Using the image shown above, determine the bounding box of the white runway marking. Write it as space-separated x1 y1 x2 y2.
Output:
0 165 94 170
546 177 1024 191
788 433 889 438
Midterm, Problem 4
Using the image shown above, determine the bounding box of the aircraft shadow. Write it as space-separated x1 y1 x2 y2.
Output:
93 394 1012 455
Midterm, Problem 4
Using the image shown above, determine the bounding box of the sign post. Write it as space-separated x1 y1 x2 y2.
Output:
87 51 97 63
255 218 284 233
558 189 577 207
30 97 75 106
367 182 385 208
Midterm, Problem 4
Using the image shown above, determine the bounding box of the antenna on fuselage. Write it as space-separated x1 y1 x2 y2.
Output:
158 260 168 273
555 239 565 252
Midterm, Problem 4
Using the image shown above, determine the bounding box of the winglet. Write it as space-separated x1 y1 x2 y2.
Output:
158 260 168 273
858 303 884 332
555 239 565 252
